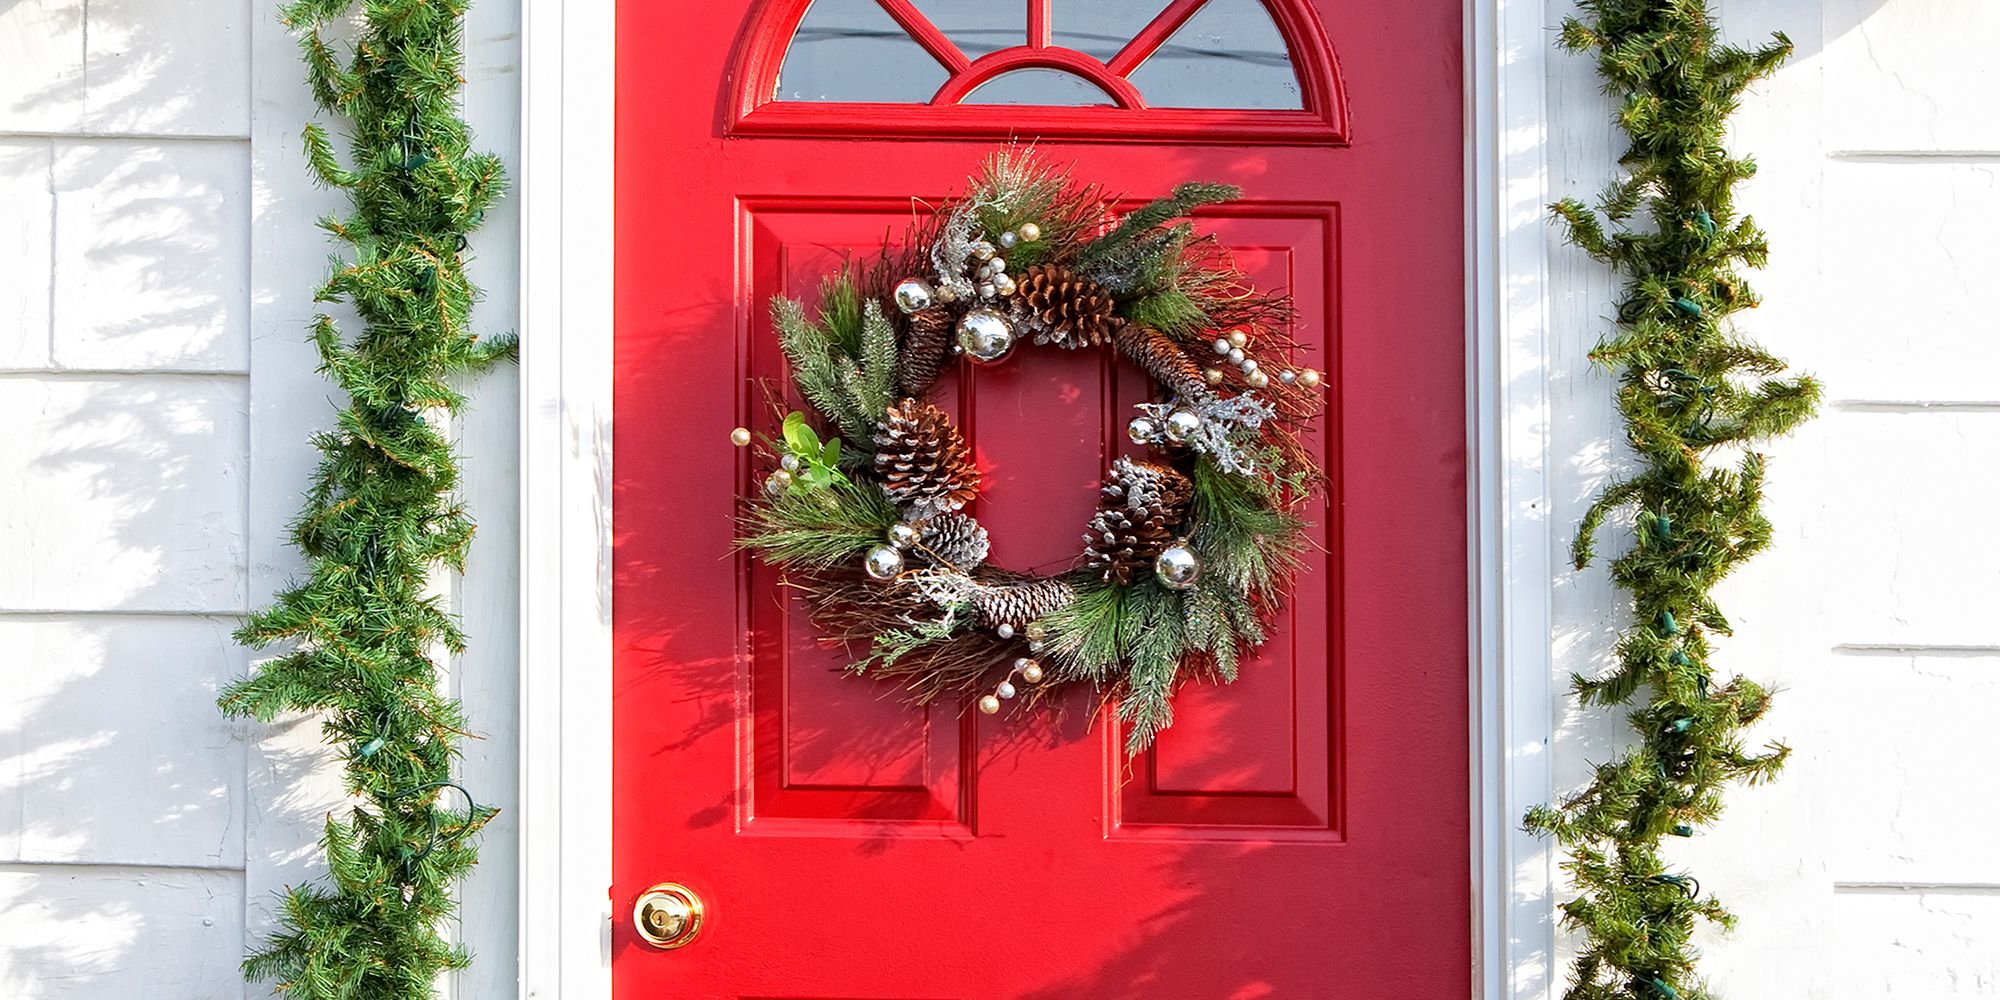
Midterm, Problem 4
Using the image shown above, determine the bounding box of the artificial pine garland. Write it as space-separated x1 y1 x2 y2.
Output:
737 151 1326 753
1526 4 1820 999
217 0 510 995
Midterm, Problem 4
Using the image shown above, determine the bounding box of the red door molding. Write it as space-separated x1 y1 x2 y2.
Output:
729 0 1350 143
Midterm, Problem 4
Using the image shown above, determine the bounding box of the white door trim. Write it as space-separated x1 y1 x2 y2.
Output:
516 0 615 996
1466 0 1559 997
512 2 1556 996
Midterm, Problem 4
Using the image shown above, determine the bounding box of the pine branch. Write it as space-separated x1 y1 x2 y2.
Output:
1528 5 1816 999
219 0 507 995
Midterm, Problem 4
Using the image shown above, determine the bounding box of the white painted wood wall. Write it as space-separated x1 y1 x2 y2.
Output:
0 0 519 995
1 1 1993 997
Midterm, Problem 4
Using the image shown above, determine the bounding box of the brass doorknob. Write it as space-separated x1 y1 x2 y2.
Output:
632 882 705 949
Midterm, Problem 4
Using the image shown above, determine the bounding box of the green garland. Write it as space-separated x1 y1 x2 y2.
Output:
217 0 511 995
1526 4 1820 999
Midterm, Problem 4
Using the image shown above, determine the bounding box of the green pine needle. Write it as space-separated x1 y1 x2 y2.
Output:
1528 5 1818 1000
219 0 508 995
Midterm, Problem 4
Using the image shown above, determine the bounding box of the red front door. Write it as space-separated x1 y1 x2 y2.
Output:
615 2 1468 996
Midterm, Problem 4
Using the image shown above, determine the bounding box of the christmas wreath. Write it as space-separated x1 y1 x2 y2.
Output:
735 150 1326 753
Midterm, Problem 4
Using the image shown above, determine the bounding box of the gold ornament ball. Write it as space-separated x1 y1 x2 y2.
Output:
1204 368 1224 386
1228 328 1249 348
1024 621 1048 641
1021 662 1045 684
1299 368 1323 388
977 694 1002 715
729 427 752 447
1018 222 1042 242
1246 370 1270 389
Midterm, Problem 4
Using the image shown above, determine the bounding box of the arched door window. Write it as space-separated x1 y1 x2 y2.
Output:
730 0 1348 143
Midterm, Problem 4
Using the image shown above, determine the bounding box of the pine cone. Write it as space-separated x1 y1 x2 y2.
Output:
918 512 989 569
1082 457 1192 585
1115 324 1208 399
874 399 980 514
1015 264 1123 349
899 306 955 397
973 578 1077 628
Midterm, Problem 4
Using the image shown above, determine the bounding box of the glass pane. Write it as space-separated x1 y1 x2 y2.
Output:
962 68 1115 106
1051 1 1166 63
777 0 950 102
907 0 1026 61
1127 0 1303 109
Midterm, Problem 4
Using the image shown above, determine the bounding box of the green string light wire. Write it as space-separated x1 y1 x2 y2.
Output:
1526 3 1820 999
217 0 513 995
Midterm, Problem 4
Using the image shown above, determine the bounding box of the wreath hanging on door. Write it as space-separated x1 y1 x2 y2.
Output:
734 150 1326 753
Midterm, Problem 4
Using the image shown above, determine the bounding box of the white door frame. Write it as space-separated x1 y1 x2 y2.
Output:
513 2 1558 996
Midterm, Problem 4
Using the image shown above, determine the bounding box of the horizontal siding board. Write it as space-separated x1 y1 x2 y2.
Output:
1826 889 2000 998
81 0 251 138
1814 651 2000 886
0 0 85 133
1825 0 2000 154
0 139 53 369
0 375 248 613
1817 161 2000 403
51 140 251 372
0 617 246 868
0 865 245 999
1800 411 2000 647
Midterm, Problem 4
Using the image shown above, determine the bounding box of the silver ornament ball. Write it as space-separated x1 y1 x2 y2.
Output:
863 544 906 581
886 522 921 549
779 453 801 472
996 680 1018 700
1163 409 1203 444
998 230 1019 249
1154 543 1202 591
996 623 1016 639
956 308 1016 365
893 277 935 314
1127 415 1163 445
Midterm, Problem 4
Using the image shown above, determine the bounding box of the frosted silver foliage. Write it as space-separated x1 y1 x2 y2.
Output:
1133 392 1277 475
